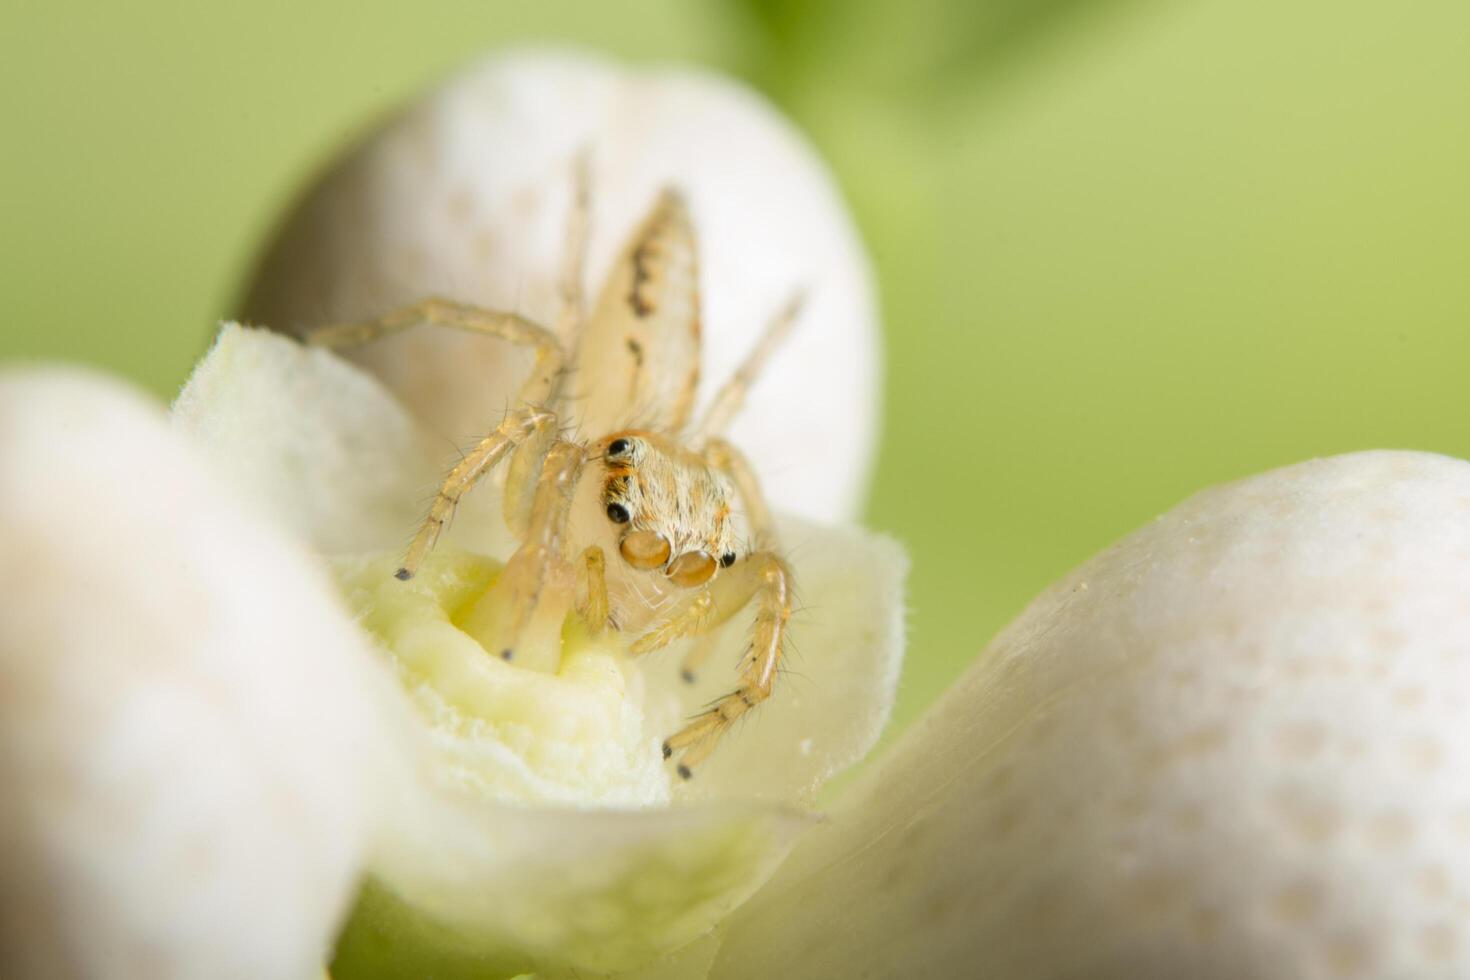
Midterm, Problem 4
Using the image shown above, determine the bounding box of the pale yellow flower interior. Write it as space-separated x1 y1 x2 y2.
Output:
334 551 673 808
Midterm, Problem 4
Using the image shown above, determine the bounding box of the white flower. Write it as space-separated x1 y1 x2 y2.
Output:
714 451 1470 980
1 318 903 980
0 368 389 980
1 50 903 980
15 349 1470 980
173 324 907 977
7 48 1470 980
240 49 880 528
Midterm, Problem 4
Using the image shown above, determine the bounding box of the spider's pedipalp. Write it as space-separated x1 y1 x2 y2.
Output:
462 439 588 671
578 545 609 635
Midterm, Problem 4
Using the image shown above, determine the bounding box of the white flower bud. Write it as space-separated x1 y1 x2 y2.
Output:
716 451 1470 980
0 369 389 980
239 50 880 524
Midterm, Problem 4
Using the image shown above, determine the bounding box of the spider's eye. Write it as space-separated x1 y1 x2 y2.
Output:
720 552 737 568
606 502 631 524
608 438 631 457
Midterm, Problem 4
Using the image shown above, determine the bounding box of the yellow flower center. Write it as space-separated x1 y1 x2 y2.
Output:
332 551 671 807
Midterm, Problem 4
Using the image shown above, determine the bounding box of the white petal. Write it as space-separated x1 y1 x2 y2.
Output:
173 323 452 555
645 517 908 805
713 451 1470 979
610 931 720 980
325 537 891 975
0 368 392 980
340 790 808 977
240 49 880 524
169 325 906 972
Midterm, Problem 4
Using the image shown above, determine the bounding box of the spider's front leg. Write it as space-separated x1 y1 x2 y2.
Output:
397 407 550 579
304 293 575 579
461 439 588 672
676 437 773 683
651 552 793 779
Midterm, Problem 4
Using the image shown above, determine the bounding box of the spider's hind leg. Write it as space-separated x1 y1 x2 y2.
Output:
695 290 804 439
555 149 593 350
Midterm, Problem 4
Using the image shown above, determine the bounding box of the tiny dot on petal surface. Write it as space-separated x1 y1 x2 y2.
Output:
1322 935 1373 978
1272 792 1343 844
1367 812 1415 850
1417 866 1450 901
1419 923 1457 962
1400 736 1444 771
1272 881 1323 924
1275 722 1327 759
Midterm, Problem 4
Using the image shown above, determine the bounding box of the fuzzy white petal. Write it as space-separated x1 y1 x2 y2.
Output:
327 524 905 973
173 323 446 555
240 49 880 524
167 315 907 975
341 792 808 978
714 451 1470 980
171 326 911 803
0 369 390 980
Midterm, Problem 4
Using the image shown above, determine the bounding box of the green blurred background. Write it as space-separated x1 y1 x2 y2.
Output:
5 0 1469 735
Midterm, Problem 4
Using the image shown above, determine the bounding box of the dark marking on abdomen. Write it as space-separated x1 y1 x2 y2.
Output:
627 240 659 317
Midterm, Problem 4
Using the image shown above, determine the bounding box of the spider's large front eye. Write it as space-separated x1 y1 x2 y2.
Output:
667 551 717 588
607 438 632 457
620 530 671 569
606 502 631 524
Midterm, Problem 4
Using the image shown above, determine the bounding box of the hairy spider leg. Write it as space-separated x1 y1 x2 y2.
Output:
702 437 773 546
676 437 775 683
617 435 790 777
393 408 550 579
660 553 793 778
306 291 576 575
555 149 593 351
502 412 559 537
621 434 778 660
308 297 564 409
462 439 587 669
696 289 805 439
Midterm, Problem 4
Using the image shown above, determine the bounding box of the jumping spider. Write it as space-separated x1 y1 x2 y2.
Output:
308 164 800 779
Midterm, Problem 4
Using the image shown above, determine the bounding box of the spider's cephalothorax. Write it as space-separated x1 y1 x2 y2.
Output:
308 162 800 778
600 432 737 586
